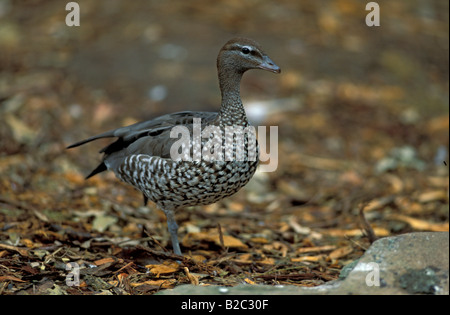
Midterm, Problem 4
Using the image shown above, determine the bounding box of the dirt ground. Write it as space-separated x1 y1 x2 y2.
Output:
0 0 448 295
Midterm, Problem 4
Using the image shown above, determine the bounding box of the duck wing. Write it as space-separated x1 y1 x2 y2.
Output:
67 111 218 178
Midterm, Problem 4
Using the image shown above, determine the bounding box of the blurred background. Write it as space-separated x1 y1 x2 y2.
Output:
0 0 448 291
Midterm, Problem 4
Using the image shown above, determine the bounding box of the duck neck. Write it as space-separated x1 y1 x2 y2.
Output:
217 68 248 127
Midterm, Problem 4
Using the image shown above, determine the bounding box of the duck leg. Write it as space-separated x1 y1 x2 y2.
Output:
162 207 182 256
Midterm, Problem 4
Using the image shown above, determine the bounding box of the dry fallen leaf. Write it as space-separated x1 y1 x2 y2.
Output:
92 213 118 233
146 262 180 277
291 255 326 263
4 113 37 144
323 227 390 237
244 278 256 285
0 243 29 257
184 267 199 285
363 196 395 212
417 190 448 203
387 214 449 232
232 253 275 265
249 237 269 244
0 275 26 282
130 279 177 289
94 257 116 266
296 245 337 254
187 254 207 263
182 231 248 249
328 246 353 260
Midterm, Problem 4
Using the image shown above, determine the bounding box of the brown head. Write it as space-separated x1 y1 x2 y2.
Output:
217 37 281 75
217 38 280 97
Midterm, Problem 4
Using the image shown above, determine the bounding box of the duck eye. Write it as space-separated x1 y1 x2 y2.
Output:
241 47 251 54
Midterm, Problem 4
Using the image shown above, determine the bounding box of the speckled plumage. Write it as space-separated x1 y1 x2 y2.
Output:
67 38 280 255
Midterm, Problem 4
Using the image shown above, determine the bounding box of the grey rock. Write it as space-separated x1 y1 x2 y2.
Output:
335 231 448 295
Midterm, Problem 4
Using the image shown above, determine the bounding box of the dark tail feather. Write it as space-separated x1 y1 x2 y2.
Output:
66 130 116 149
86 162 107 179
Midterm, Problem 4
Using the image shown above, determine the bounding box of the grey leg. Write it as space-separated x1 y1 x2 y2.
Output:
162 208 182 256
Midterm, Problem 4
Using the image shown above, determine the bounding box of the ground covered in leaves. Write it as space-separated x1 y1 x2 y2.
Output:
0 1 448 294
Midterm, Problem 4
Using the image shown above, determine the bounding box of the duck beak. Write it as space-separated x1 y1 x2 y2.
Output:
258 55 281 73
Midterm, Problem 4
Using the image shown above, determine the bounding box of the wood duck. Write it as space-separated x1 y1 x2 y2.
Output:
68 38 280 255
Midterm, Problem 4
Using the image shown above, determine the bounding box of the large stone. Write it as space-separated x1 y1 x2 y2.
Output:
335 231 449 294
